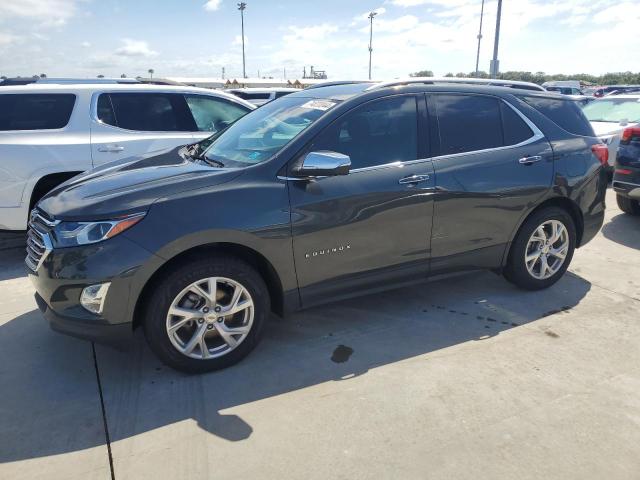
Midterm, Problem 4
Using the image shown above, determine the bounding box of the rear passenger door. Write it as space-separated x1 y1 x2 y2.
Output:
90 92 196 166
429 93 554 272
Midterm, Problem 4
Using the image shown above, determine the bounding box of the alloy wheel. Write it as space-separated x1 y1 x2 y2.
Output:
524 220 569 280
165 277 254 360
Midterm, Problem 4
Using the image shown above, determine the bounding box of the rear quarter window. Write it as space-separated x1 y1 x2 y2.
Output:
0 94 76 131
520 95 594 136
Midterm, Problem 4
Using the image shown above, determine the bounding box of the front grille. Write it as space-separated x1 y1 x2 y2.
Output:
25 209 57 272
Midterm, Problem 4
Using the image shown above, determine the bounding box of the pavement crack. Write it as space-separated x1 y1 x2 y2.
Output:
92 343 116 480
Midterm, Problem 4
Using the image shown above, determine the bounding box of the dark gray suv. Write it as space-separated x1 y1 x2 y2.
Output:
28 81 608 372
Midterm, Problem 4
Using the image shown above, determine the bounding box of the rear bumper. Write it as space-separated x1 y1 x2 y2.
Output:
613 167 640 200
35 292 132 349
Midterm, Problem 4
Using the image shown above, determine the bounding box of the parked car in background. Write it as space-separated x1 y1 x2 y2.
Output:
593 85 640 97
613 125 640 215
0 83 254 231
543 80 584 95
227 87 299 106
582 94 640 171
28 81 606 372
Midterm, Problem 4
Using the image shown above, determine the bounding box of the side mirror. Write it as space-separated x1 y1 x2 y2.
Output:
294 151 351 177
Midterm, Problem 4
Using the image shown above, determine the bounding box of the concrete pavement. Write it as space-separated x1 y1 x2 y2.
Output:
1 188 639 479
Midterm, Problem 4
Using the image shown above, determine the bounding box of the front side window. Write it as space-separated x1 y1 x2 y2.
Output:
436 94 503 155
185 95 250 132
100 93 192 131
0 94 75 131
309 95 418 170
202 96 338 167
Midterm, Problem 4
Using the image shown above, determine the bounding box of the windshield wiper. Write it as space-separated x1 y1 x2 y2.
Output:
183 145 225 168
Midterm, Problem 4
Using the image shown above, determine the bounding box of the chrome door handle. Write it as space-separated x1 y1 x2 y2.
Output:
98 145 124 153
518 155 542 165
399 174 430 185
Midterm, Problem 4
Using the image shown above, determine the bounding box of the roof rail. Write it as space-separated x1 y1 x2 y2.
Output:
366 77 546 92
305 80 373 90
0 77 140 86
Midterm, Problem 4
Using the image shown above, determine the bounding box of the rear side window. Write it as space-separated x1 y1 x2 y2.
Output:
99 93 193 131
501 102 534 145
275 91 293 99
435 95 503 155
0 94 75 131
521 96 594 136
233 92 271 100
184 95 249 132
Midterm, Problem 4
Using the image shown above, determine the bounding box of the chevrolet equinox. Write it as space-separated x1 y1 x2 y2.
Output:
28 80 608 372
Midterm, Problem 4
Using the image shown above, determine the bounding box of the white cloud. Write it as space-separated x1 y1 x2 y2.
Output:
114 39 158 58
81 41 91 48
0 33 21 47
364 15 419 33
0 0 79 26
232 35 248 46
203 0 221 11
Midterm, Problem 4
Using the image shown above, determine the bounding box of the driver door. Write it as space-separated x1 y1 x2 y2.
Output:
288 94 435 307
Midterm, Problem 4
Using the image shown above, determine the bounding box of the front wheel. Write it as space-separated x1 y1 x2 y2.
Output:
143 255 270 373
504 207 576 290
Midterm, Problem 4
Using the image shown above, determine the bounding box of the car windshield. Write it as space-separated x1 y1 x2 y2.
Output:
201 96 338 167
582 98 640 123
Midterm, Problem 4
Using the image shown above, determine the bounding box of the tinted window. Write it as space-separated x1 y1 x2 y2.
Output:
107 93 191 131
436 94 502 155
232 91 271 100
310 96 418 170
521 95 594 136
0 94 75 131
501 102 533 145
96 94 116 126
185 95 249 132
275 91 294 99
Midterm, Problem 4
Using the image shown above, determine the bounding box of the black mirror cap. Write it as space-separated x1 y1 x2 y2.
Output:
294 151 351 177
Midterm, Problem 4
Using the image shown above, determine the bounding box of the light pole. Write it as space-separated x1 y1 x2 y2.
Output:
490 0 502 79
475 0 485 76
368 11 377 81
238 2 247 79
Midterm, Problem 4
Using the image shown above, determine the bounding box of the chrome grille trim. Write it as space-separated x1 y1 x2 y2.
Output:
25 209 58 272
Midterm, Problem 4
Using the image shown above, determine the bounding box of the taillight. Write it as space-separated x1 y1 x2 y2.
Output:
616 169 632 175
591 144 609 166
620 126 640 144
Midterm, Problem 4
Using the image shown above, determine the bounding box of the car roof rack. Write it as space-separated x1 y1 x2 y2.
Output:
0 77 140 86
365 77 546 92
305 80 373 90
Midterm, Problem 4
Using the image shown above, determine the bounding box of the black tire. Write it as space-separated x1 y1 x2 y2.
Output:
616 194 640 216
143 254 270 373
504 207 576 291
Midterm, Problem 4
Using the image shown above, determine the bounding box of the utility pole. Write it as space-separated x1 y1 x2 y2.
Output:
475 0 485 76
237 2 247 79
222 66 225 79
490 0 502 79
368 11 378 81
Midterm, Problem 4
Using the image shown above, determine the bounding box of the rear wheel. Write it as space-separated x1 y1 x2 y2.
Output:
504 207 576 290
143 255 269 373
616 194 640 216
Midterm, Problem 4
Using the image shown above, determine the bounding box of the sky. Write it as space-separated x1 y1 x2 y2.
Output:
0 0 638 80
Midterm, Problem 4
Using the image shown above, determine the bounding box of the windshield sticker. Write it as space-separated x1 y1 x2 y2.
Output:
300 100 337 111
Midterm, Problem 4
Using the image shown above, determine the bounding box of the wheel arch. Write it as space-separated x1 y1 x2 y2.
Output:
502 196 584 267
29 171 83 210
132 242 285 331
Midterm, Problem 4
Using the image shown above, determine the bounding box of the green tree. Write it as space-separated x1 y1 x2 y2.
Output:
410 70 434 77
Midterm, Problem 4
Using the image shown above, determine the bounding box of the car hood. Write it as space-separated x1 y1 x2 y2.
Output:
38 146 243 220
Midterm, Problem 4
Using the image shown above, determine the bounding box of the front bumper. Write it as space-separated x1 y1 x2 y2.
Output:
28 234 159 348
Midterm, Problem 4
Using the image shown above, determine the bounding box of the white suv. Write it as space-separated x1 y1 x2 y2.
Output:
0 83 254 231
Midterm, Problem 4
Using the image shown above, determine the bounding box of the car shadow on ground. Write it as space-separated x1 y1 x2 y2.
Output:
0 269 592 463
601 212 640 250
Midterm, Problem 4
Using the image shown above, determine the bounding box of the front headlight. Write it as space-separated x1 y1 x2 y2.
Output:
51 212 146 248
